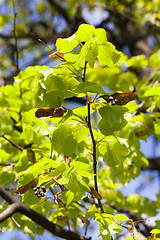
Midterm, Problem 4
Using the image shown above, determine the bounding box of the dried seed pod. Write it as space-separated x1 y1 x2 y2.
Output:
100 92 136 106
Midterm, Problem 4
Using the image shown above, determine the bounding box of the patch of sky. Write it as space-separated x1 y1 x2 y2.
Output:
140 135 160 159
27 0 41 22
120 135 160 200
122 45 132 58
53 15 68 33
0 1 12 14
147 35 156 48
106 22 115 31
120 61 129 71
0 229 32 240
82 6 109 26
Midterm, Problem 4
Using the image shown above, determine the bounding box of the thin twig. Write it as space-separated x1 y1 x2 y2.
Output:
82 62 104 213
12 0 23 125
0 227 4 233
0 133 24 151
87 103 104 213
82 61 88 82
12 0 19 74
11 216 21 227
38 38 54 53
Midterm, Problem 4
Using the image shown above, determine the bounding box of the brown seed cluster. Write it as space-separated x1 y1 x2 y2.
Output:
33 185 47 198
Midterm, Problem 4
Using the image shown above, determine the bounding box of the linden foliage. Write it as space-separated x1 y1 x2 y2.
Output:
0 24 160 239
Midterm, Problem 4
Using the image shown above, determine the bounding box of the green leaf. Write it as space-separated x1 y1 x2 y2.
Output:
70 161 92 177
43 74 66 92
114 214 130 221
78 38 98 68
65 172 90 201
21 158 61 177
56 24 95 53
22 190 40 205
42 90 64 108
51 125 66 154
0 149 10 163
72 124 89 143
74 81 106 94
50 162 66 177
149 50 160 68
95 213 122 240
73 105 95 118
150 229 160 234
97 42 121 67
15 151 32 173
0 167 15 186
143 85 160 96
38 67 54 76
99 105 131 129
126 55 148 68
56 35 78 53
75 24 95 42
103 140 129 167
99 106 120 127
51 125 78 155
98 119 118 136
65 190 74 206
94 28 107 44
62 134 77 156
22 109 50 136
123 238 134 240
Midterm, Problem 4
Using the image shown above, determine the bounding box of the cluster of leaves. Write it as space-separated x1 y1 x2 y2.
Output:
0 24 160 240
1 0 160 81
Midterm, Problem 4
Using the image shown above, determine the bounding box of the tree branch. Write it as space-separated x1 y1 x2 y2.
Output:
146 158 160 170
0 203 19 222
0 186 90 240
0 133 24 151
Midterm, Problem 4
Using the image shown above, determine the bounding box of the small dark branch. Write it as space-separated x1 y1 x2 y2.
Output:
87 104 104 213
12 0 19 74
10 117 23 133
82 61 87 82
65 96 86 105
0 133 24 151
49 187 56 196
82 62 104 213
0 163 16 167
11 216 21 227
0 227 4 233
67 220 74 232
146 158 160 170
0 186 90 240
